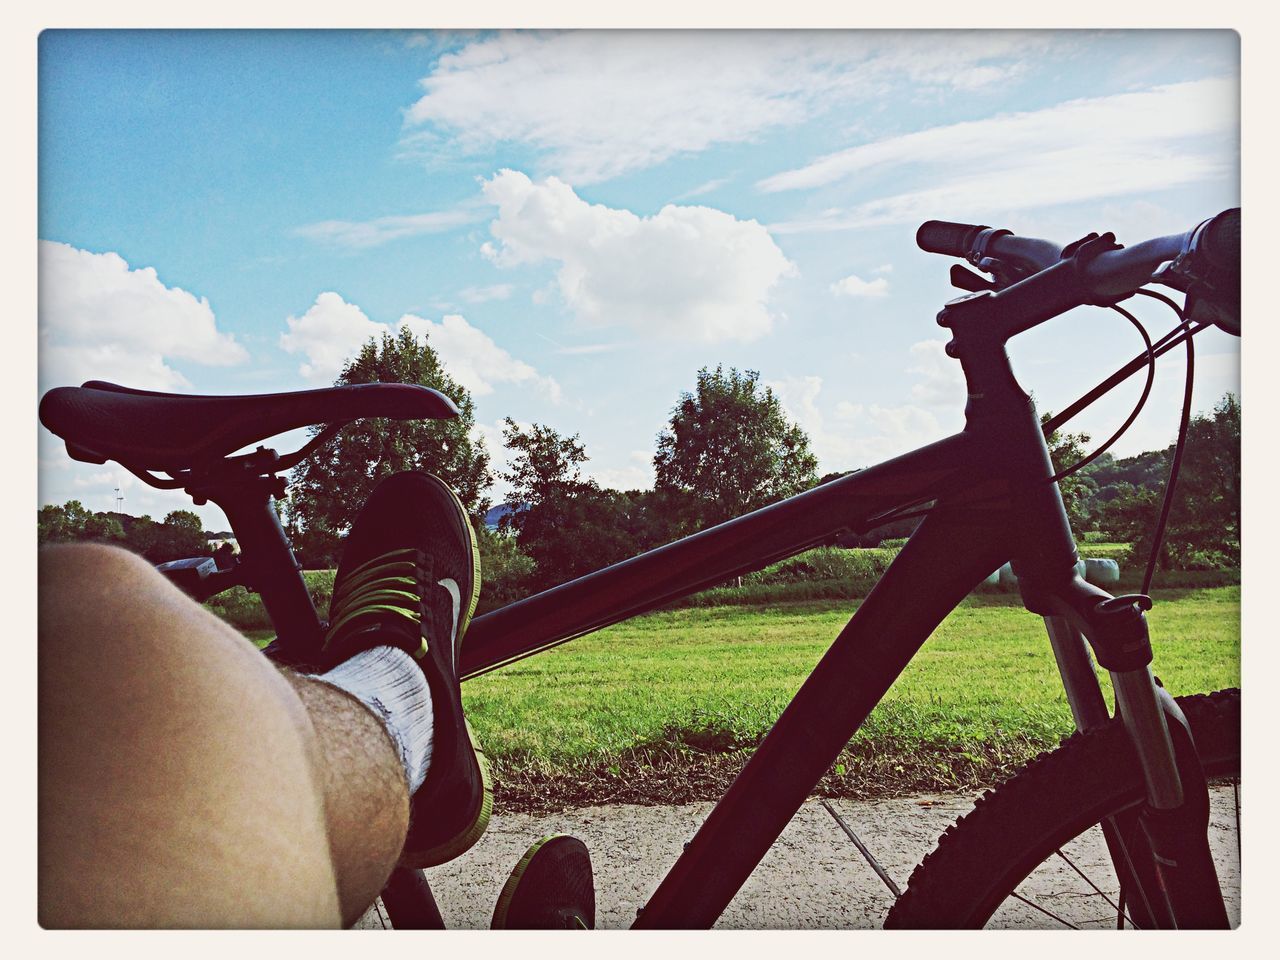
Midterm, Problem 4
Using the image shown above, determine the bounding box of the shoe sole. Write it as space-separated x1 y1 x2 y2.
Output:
491 834 556 929
491 834 594 929
409 474 489 868
413 718 492 867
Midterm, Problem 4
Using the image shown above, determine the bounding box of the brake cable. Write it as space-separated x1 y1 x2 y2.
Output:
1047 302 1158 483
1138 293 1196 594
871 293 1201 532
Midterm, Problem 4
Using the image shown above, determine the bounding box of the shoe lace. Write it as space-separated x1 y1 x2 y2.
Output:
324 547 426 654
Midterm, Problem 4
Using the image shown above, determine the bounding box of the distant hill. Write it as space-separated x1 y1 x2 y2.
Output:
485 503 520 530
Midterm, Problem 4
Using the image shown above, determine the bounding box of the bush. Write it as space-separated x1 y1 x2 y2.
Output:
204 569 334 633
476 529 537 615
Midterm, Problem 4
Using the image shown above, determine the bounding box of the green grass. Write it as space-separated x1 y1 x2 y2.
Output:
1080 541 1135 561
225 566 1238 811
460 586 1239 809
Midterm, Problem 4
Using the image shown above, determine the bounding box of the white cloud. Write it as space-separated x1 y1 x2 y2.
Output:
38 241 248 391
292 209 480 249
768 342 969 471
764 77 1238 232
831 274 890 298
907 339 966 408
403 31 1056 184
278 293 560 401
279 292 385 382
588 450 655 492
480 170 794 343
399 313 561 401
459 283 514 304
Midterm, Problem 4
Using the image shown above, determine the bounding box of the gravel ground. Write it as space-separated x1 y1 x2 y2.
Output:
356 785 1240 930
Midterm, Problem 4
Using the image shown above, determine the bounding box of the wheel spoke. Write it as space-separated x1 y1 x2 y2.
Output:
1008 891 1080 929
1234 779 1240 859
1054 846 1138 928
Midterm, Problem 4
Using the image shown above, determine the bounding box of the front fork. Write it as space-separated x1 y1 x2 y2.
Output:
1035 582 1228 928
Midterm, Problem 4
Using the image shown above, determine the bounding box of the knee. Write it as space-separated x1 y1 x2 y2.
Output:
39 542 174 658
41 540 154 583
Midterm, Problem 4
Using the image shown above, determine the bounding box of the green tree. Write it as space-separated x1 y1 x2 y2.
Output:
282 327 492 568
1040 411 1094 534
145 510 209 563
37 500 125 545
499 418 634 589
1131 393 1241 570
653 366 819 528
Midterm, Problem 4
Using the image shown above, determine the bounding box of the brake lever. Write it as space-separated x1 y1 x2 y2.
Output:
949 264 998 292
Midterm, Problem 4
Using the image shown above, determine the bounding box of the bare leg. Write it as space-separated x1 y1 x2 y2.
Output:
282 673 408 925
38 544 409 928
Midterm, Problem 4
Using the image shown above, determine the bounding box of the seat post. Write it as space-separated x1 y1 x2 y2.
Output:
204 476 325 660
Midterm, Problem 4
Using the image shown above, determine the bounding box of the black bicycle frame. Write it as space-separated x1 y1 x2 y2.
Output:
456 427 1021 928
443 281 1224 926
193 250 1224 928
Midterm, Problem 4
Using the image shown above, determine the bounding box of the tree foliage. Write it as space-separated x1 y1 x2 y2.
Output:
1130 393 1240 569
498 418 635 590
38 500 125 545
37 501 210 562
1040 411 1093 533
653 366 818 528
282 328 492 568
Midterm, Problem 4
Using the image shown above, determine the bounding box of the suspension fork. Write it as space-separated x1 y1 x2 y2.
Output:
1031 578 1229 928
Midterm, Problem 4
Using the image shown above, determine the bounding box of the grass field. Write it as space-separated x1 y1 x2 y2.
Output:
243 582 1238 812
464 586 1237 809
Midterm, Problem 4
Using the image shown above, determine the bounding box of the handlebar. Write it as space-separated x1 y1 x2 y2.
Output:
916 209 1240 336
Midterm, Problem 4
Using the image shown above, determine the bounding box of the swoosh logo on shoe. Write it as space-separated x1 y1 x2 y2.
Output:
438 577 462 664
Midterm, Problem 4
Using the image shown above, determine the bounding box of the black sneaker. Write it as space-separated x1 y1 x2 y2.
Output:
321 471 490 868
491 835 596 929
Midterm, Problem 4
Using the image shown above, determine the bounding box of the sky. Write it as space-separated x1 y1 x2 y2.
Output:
36 29 1241 530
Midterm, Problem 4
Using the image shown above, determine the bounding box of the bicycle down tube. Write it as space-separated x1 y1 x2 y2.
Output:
460 430 988 678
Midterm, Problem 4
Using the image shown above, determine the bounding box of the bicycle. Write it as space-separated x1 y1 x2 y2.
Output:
38 207 1241 929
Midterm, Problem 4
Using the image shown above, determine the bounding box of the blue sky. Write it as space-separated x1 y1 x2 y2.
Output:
37 29 1240 529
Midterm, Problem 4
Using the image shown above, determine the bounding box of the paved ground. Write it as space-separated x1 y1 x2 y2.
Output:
356 786 1240 929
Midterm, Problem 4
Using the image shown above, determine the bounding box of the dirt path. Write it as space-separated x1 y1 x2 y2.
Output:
357 786 1240 929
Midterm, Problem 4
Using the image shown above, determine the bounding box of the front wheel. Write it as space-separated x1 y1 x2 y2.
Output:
885 689 1240 929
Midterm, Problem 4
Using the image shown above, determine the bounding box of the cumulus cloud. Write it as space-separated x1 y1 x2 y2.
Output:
38 240 248 391
764 77 1238 232
292 209 481 249
399 313 561 401
278 293 559 401
279 292 385 382
831 274 890 298
403 31 1058 183
907 339 966 408
480 170 794 343
768 342 968 471
587 451 655 493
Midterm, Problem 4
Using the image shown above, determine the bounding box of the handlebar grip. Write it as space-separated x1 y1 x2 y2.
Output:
1199 208 1240 273
916 220 988 257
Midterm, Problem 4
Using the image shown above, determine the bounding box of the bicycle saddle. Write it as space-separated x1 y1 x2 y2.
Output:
39 380 459 472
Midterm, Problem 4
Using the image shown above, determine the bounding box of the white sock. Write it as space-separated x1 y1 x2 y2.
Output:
310 646 434 793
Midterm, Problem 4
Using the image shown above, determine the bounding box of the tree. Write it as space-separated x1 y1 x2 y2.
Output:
37 500 125 545
653 366 819 528
1040 411 1093 534
1131 393 1241 570
282 327 492 568
143 510 209 563
499 418 635 590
